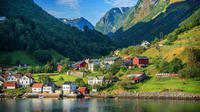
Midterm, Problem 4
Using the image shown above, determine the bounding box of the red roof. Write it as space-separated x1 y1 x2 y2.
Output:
134 77 140 80
78 87 87 95
57 65 62 71
25 73 32 77
32 83 43 88
1 74 7 78
13 74 21 78
4 81 18 87
170 74 178 77
131 72 144 75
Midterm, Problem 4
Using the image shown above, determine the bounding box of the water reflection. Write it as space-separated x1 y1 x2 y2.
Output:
0 98 199 112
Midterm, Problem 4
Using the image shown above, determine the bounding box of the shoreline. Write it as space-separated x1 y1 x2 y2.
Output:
1 91 200 100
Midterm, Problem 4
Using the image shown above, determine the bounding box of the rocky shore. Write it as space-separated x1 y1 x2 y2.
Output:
89 91 200 100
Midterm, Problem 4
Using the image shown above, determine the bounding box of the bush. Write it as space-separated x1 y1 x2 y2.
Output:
178 67 200 79
118 80 131 90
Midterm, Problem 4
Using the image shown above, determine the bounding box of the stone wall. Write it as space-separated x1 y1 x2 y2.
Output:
67 71 88 78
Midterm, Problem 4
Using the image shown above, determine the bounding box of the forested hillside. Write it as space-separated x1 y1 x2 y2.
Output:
0 0 115 64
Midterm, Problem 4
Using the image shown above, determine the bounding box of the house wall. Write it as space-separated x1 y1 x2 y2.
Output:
133 58 149 65
7 76 19 82
7 86 16 89
43 87 54 93
88 79 104 86
32 88 42 93
19 76 33 87
62 84 76 94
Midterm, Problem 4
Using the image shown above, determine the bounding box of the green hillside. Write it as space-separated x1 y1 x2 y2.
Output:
0 0 115 64
113 0 200 47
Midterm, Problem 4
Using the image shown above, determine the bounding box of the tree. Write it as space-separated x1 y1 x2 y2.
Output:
108 63 120 75
59 76 64 81
38 76 52 83
60 58 71 73
26 66 34 73
75 78 86 87
34 66 42 73
44 62 54 73
168 58 183 73
33 50 52 63
94 64 100 71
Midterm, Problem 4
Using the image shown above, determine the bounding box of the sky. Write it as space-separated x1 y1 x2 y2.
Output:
33 0 137 25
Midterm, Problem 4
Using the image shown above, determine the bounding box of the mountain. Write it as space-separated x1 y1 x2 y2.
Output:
95 7 130 35
0 0 115 64
113 0 200 47
59 17 94 30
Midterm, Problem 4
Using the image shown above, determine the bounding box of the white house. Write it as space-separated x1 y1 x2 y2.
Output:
62 81 76 94
7 74 21 82
88 76 105 86
19 75 34 87
42 82 56 93
141 41 150 47
88 60 100 72
32 83 43 93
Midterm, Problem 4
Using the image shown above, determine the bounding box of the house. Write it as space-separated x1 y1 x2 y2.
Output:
156 73 178 78
4 81 18 89
57 65 62 71
88 76 105 86
133 56 149 68
78 87 88 95
141 41 150 47
0 76 5 86
19 74 34 87
7 74 21 82
42 82 56 93
32 83 43 93
72 61 87 72
87 59 100 72
103 57 119 65
126 72 146 83
62 81 77 94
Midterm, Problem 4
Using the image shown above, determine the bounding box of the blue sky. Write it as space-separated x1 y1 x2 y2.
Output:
34 0 137 25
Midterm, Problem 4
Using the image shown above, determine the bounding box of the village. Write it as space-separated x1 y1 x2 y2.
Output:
0 49 179 98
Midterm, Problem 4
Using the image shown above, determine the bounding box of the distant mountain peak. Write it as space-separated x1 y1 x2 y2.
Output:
59 17 94 30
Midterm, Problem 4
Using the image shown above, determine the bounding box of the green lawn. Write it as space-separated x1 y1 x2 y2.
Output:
130 77 200 93
33 73 88 86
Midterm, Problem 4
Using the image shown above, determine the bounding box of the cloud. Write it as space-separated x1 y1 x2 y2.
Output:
104 0 136 7
57 0 79 8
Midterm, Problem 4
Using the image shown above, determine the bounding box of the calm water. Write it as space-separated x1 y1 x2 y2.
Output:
0 98 199 112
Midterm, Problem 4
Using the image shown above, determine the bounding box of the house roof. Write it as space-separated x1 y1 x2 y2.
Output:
25 73 32 78
135 56 149 60
63 81 74 85
43 82 55 87
127 72 144 78
104 57 119 61
78 87 87 91
72 61 86 66
4 81 18 87
32 83 43 88
88 76 104 80
13 74 21 78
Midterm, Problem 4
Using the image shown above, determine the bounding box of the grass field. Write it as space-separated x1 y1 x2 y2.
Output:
33 73 88 86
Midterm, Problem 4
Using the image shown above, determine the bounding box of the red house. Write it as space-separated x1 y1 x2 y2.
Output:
25 73 32 77
4 81 18 89
133 56 149 68
57 65 62 71
78 87 88 95
72 61 87 72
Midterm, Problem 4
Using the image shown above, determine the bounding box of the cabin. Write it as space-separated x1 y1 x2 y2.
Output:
42 82 56 93
87 59 100 72
133 56 149 68
4 81 18 89
7 74 21 82
77 87 88 95
57 65 62 71
126 72 146 83
19 74 34 87
62 81 77 94
72 61 87 72
88 76 105 86
32 83 43 93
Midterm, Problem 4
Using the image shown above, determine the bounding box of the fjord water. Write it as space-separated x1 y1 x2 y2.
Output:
0 98 199 112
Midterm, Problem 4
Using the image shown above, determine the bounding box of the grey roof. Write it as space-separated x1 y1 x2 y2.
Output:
43 82 55 87
104 57 119 61
135 56 149 60
63 81 74 85
88 76 104 80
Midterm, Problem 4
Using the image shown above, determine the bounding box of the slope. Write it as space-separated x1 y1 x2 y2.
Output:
0 0 115 64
